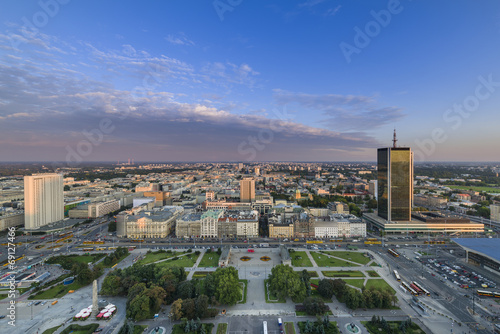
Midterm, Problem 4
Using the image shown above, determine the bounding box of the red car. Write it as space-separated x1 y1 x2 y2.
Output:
247 249 254 253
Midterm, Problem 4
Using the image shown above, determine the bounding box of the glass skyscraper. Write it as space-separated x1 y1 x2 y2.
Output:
377 147 413 222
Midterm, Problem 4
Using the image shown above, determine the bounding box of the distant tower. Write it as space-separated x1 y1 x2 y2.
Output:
240 178 255 203
392 128 398 148
92 280 98 314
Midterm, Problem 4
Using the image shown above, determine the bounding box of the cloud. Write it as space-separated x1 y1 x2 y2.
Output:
273 89 405 131
165 33 195 46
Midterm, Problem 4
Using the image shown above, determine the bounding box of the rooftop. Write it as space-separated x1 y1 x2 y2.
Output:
452 238 500 263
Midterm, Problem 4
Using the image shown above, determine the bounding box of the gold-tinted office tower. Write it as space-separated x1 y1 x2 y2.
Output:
377 132 413 221
240 178 255 203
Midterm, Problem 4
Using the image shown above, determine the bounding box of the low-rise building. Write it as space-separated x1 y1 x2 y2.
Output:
0 211 24 231
176 212 203 238
88 200 120 218
125 207 181 238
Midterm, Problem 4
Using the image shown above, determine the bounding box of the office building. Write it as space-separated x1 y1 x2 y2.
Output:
239 178 255 203
24 173 64 230
88 200 120 218
377 131 413 221
490 204 500 222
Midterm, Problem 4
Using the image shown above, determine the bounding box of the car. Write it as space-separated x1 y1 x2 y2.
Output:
94 328 104 333
35 301 41 306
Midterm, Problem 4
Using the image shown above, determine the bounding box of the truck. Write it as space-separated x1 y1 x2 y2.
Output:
260 243 269 248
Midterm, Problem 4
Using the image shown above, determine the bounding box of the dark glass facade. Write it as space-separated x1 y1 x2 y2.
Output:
377 147 413 221
377 148 389 220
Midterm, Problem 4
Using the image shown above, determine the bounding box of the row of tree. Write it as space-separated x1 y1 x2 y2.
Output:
317 278 397 309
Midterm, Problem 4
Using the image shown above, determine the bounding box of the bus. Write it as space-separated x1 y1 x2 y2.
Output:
388 249 400 257
306 240 323 244
401 282 418 296
263 321 268 334
365 240 382 245
413 281 430 296
410 283 423 295
393 270 401 281
81 247 94 252
477 290 494 297
128 246 137 251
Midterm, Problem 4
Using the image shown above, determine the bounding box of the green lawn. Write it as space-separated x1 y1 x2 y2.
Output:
193 271 212 278
365 279 396 294
199 252 220 267
239 279 248 304
291 251 313 267
448 185 500 193
265 279 286 303
0 294 8 300
369 261 380 267
216 323 228 334
322 270 365 278
137 250 182 265
342 279 365 289
311 252 360 267
41 325 63 334
367 270 380 277
361 321 425 334
320 251 371 265
29 280 85 300
172 323 214 334
285 322 296 334
155 253 200 268
307 271 319 277
60 323 99 334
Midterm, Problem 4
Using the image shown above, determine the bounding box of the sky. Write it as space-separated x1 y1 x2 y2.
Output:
1 0 500 163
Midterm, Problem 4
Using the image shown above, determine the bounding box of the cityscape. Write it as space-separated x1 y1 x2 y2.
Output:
1 1 500 334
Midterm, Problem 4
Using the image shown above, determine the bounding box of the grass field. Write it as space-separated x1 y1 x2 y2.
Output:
367 270 380 277
365 279 396 294
322 270 365 278
198 252 220 267
285 322 296 334
216 323 228 334
370 262 380 267
361 321 425 334
264 279 286 303
448 185 500 193
311 252 360 267
342 278 365 289
192 271 212 278
297 321 339 334
0 294 7 300
136 250 181 265
155 253 200 268
307 271 319 277
320 251 371 265
291 251 313 267
239 279 247 304
30 280 85 300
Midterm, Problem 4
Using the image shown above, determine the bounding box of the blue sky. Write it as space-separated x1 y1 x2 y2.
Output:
1 0 500 163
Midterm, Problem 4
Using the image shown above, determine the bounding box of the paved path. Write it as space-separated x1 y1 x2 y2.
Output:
186 250 206 280
305 250 317 267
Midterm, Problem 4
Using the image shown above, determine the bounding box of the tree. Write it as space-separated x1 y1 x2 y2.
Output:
303 297 329 315
182 298 196 319
268 264 306 302
317 279 335 299
171 299 183 320
213 267 241 305
195 294 209 318
76 267 94 285
128 294 151 321
64 185 70 191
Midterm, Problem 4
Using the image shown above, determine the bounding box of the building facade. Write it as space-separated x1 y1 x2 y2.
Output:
200 210 224 238
88 200 120 218
377 144 413 222
240 178 255 203
490 204 500 222
24 173 64 230
0 212 24 231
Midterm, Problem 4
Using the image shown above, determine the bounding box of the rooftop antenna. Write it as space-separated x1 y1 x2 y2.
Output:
392 128 398 148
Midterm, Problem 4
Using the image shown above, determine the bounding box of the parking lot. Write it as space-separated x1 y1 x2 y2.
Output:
422 257 497 290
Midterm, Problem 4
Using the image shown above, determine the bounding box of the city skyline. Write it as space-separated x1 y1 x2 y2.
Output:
1 1 500 163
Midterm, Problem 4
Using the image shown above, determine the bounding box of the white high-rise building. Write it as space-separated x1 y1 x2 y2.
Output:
24 173 63 229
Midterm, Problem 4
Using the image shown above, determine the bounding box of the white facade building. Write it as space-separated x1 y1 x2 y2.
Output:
24 174 63 230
